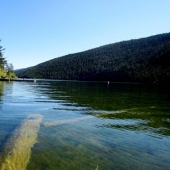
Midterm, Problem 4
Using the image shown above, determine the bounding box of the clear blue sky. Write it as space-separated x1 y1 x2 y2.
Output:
0 0 170 69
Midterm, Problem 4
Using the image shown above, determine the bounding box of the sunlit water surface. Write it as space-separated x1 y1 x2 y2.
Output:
0 81 170 170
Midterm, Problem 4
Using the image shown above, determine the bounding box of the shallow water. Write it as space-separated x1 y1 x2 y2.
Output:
0 81 170 170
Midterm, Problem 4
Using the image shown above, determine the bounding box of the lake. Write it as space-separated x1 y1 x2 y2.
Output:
0 80 170 170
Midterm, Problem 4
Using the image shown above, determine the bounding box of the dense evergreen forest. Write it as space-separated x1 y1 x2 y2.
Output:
0 41 16 79
15 33 170 84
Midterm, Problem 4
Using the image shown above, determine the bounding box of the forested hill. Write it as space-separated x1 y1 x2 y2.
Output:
15 32 170 84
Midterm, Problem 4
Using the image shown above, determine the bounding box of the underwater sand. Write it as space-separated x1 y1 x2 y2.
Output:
1 114 43 170
44 115 92 127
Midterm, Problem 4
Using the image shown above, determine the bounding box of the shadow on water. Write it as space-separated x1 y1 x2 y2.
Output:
0 82 4 107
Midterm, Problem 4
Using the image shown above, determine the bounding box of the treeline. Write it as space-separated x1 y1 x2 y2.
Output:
15 33 170 84
0 41 16 79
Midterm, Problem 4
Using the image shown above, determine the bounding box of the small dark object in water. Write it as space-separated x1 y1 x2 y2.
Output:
106 141 117 148
146 149 154 155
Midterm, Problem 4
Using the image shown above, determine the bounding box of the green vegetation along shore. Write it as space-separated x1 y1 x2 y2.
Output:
0 41 16 79
15 33 170 84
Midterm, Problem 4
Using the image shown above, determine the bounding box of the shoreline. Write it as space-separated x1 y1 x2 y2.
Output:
0 78 169 86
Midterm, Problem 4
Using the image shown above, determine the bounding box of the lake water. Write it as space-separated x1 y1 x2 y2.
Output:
0 80 170 170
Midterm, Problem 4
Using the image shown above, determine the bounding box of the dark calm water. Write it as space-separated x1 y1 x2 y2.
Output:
0 80 170 170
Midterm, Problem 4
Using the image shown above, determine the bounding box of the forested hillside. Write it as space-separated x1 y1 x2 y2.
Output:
15 33 170 84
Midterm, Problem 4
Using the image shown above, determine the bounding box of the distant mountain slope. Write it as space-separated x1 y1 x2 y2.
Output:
15 32 170 84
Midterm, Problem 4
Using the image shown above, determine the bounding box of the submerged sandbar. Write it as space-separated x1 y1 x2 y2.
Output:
1 114 43 170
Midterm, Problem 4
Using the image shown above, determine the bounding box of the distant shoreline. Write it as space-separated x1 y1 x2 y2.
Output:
0 78 35 82
0 78 169 86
